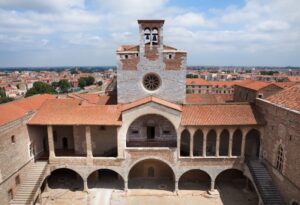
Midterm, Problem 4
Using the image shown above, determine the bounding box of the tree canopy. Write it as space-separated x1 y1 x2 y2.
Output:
25 81 57 97
78 76 95 88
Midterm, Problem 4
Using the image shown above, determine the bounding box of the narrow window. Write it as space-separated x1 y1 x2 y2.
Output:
125 55 128 59
147 126 155 139
276 145 284 173
11 135 15 143
168 54 172 59
15 175 20 185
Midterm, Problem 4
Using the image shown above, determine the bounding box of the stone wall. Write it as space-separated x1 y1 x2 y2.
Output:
256 99 300 203
0 115 35 204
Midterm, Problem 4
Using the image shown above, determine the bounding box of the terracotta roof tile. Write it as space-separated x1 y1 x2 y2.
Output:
0 94 55 126
236 80 274 91
265 85 300 112
186 78 210 86
28 99 122 125
181 104 263 126
121 96 182 112
186 94 233 104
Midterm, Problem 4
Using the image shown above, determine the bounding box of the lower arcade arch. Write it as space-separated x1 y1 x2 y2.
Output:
178 169 211 190
87 169 124 189
128 159 175 191
43 168 84 191
215 169 258 204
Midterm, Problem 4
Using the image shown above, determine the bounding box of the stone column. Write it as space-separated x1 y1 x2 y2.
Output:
177 127 182 158
85 126 93 164
189 128 195 158
241 129 247 157
210 180 215 191
228 129 234 157
47 125 55 158
216 129 221 157
175 180 179 194
84 180 88 192
203 129 207 157
124 180 128 192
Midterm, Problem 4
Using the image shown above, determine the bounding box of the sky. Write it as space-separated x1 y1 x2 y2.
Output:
0 0 299 67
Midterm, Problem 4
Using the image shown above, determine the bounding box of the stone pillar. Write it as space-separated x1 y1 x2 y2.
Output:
47 125 55 158
124 180 128 192
177 128 182 158
85 126 93 164
241 129 247 157
216 129 220 157
189 128 195 158
44 178 49 192
203 129 207 157
84 180 88 192
175 180 179 193
228 129 233 157
210 180 215 191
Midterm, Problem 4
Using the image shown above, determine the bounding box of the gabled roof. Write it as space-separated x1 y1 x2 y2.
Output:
28 99 122 125
265 85 300 112
185 94 233 105
236 80 281 91
181 104 263 126
121 96 182 112
0 94 56 126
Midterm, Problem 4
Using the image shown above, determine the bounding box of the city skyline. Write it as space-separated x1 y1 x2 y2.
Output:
0 0 300 67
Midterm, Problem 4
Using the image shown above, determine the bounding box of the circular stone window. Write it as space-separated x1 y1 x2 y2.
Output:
143 73 161 91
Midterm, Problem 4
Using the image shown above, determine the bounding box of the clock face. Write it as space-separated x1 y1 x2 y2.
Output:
143 73 161 91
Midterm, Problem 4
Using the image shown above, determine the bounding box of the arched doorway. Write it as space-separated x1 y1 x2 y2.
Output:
193 129 203 156
219 129 229 156
245 129 260 159
232 129 242 156
128 159 175 191
206 129 216 156
215 169 258 205
126 114 177 147
180 129 190 156
87 169 124 189
46 168 84 191
178 169 210 191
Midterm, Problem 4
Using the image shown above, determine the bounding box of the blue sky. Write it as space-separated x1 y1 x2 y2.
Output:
0 0 299 67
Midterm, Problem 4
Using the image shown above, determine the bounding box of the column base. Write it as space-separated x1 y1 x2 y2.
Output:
208 189 220 196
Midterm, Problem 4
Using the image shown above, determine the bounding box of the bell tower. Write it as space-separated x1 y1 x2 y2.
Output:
117 20 187 104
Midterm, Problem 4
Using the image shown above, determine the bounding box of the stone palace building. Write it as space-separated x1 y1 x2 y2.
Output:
0 20 299 205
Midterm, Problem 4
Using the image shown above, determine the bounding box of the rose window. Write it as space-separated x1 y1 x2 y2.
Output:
143 73 161 91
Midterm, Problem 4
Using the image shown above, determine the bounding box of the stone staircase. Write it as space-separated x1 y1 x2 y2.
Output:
11 161 48 205
247 160 286 205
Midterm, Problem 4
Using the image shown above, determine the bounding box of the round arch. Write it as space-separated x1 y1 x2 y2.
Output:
178 169 211 191
87 169 124 189
126 114 177 148
245 129 261 159
180 129 190 156
128 158 175 191
44 168 84 191
215 168 258 204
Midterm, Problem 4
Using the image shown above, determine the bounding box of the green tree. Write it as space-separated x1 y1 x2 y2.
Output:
58 79 71 93
51 81 59 88
97 81 103 86
78 76 95 88
78 78 87 88
0 96 13 104
25 81 57 97
0 87 6 98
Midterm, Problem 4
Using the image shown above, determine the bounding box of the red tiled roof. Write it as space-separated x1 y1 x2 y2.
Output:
0 94 56 126
28 99 122 125
273 82 297 89
288 76 300 82
265 85 300 112
181 104 262 126
121 96 182 112
186 78 210 86
186 94 233 104
67 93 117 105
236 80 274 91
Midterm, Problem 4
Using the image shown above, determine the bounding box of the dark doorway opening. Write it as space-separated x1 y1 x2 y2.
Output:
147 126 155 140
62 138 68 149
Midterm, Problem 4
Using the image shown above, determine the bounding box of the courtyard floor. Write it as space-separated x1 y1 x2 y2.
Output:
41 182 258 205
